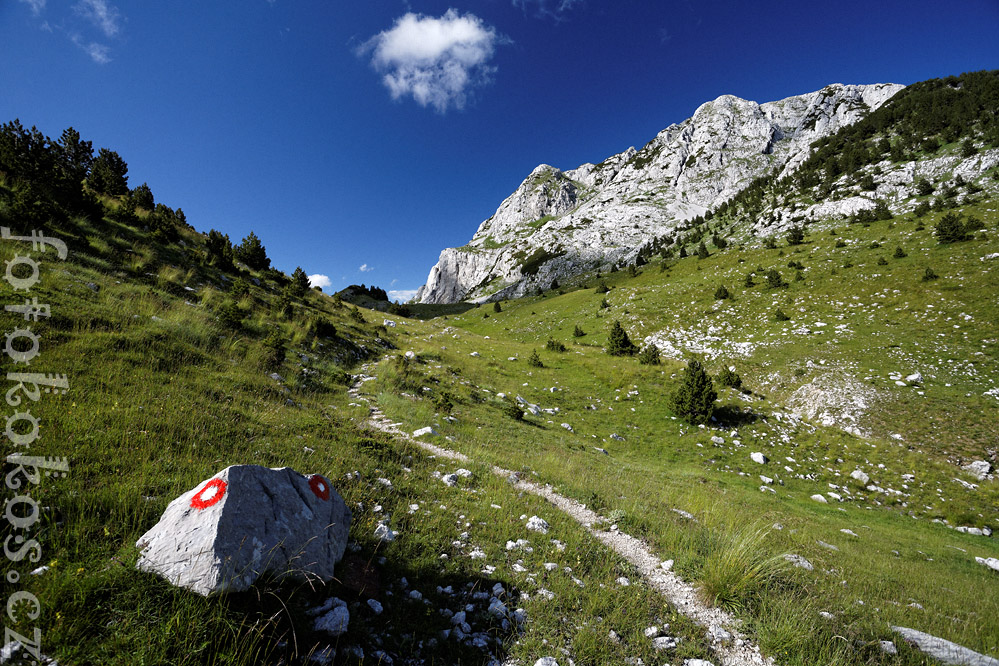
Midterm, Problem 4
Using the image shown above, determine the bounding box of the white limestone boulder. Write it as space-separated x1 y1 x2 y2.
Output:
135 465 351 596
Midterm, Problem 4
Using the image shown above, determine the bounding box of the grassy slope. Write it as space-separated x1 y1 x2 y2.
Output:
363 200 999 665
2 213 726 665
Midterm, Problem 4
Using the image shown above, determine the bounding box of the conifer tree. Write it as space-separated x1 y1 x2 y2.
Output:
667 358 717 424
605 320 637 356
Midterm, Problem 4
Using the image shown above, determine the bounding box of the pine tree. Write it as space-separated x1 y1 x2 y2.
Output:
527 349 544 368
206 230 235 270
714 285 730 300
667 359 717 425
290 267 310 297
605 320 637 356
696 241 709 259
934 212 966 243
572 324 585 338
89 148 129 196
637 344 660 365
493 301 502 313
235 231 271 270
785 226 805 246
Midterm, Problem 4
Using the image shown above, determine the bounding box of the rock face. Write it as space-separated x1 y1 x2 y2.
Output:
135 465 351 596
416 83 904 304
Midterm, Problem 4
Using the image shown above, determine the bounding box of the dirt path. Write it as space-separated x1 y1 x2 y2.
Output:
348 368 775 666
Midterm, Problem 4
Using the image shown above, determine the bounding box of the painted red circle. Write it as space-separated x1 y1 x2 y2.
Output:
308 474 330 501
190 478 227 510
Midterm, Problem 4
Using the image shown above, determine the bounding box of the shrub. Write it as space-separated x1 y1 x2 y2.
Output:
701 526 788 612
493 301 502 313
914 201 931 218
743 273 755 288
961 139 978 158
774 308 790 321
349 306 365 323
600 298 610 309
763 237 777 249
290 267 310 297
785 226 805 246
309 315 336 339
545 338 566 352
696 241 709 259
717 367 742 389
595 282 609 294
501 397 524 421
527 349 544 368
764 269 787 289
433 391 455 414
667 358 717 424
605 320 637 356
934 212 967 243
234 231 270 271
915 178 934 196
638 344 661 365
261 332 286 370
217 301 244 330
714 285 730 300
893 246 907 259
572 324 585 338
834 239 847 248
922 267 939 281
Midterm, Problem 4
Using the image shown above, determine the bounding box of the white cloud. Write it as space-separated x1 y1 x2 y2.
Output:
513 0 583 19
388 289 419 303
18 0 46 16
359 9 502 113
70 34 111 64
74 0 121 38
308 274 332 289
359 263 374 272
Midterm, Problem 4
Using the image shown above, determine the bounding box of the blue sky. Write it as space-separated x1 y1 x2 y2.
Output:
2 0 997 300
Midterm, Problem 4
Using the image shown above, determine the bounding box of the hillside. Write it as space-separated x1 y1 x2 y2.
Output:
416 71 999 305
2 74 999 666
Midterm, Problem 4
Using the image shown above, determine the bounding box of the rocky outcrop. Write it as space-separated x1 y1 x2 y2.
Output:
417 83 905 304
135 465 351 595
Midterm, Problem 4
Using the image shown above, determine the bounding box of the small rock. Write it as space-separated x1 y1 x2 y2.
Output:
533 658 559 666
314 601 349 637
652 636 679 651
892 625 999 666
784 554 813 570
751 452 768 464
413 426 439 438
811 494 828 503
526 516 550 533
850 469 870 485
963 460 992 480
684 661 716 666
707 625 733 645
442 474 459 487
976 556 999 573
367 599 383 614
879 640 898 656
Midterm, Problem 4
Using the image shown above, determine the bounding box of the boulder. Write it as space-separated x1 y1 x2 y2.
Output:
963 460 992 480
976 556 999 573
850 469 870 485
892 626 999 666
751 452 768 464
135 465 351 596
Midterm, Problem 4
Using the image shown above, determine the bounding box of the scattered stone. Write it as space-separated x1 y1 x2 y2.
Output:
269 372 285 382
751 452 768 464
711 435 725 444
906 372 923 383
652 636 679 651
879 640 898 656
526 516 550 533
784 554 814 570
684 661 716 666
850 469 870 485
840 529 859 538
442 474 459 487
610 433 625 441
811 494 828 503
135 465 351 595
760 475 774 484
976 557 999 573
707 624 733 645
644 626 659 637
892 626 999 666
661 559 674 571
413 426 439 438
374 521 397 543
819 611 835 620
313 598 350 637
367 599 383 614
817 540 839 551
533 658 559 666
963 461 992 480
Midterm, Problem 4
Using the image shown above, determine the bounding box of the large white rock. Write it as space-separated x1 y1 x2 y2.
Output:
963 460 992 480
850 469 870 485
892 626 999 666
135 465 351 596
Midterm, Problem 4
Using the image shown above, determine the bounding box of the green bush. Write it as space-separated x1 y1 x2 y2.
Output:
667 359 717 425
637 344 661 365
545 338 566 352
922 267 939 281
501 397 524 421
433 390 455 414
935 212 967 243
893 246 907 259
493 301 502 313
717 367 742 389
572 324 585 338
261 331 286 371
605 320 637 356
774 308 790 322
528 349 544 368
785 226 805 246
595 281 609 294
308 315 336 339
744 273 755 288
217 301 244 330
714 285 730 300
764 269 787 289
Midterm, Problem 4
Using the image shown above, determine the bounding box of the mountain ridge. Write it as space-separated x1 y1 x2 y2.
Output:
416 82 907 304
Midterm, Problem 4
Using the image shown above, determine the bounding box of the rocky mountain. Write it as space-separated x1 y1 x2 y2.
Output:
416 83 906 304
